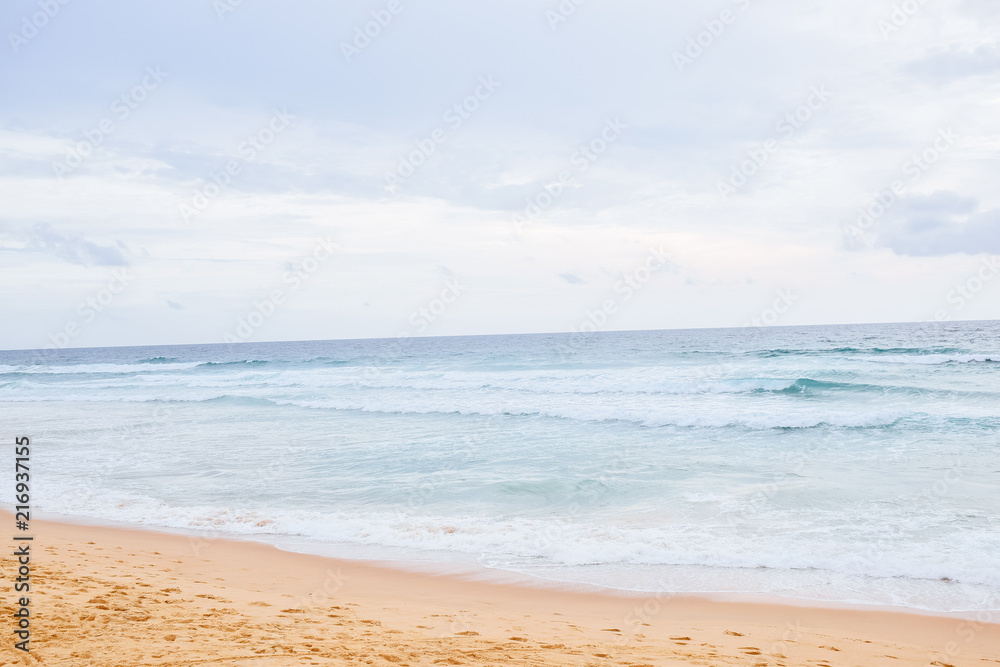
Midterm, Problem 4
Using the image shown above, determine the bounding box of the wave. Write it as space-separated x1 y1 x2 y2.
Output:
1 351 995 382
197 360 275 368
273 397 909 430
0 357 362 376
858 354 998 365
0 362 204 375
751 346 997 365
193 357 356 369
14 486 1000 612
0 384 918 429
774 378 892 394
4 363 983 403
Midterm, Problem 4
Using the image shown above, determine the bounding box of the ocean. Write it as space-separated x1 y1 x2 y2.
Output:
2 321 998 613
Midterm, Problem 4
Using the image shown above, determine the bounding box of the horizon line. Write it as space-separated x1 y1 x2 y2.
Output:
2 317 997 355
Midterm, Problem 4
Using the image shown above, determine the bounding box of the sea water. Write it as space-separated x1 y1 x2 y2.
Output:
1 321 998 613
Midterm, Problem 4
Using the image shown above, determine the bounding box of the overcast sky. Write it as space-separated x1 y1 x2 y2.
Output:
2 0 999 350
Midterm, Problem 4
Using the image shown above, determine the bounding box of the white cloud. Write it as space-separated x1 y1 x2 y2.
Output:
2 0 1000 348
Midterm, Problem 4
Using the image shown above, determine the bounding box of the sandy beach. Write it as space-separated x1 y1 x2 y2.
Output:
0 511 996 666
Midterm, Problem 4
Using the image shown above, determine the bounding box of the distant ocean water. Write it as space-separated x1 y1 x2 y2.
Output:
2 321 999 613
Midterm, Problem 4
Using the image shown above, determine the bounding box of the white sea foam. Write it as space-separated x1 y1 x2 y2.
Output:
18 481 1000 612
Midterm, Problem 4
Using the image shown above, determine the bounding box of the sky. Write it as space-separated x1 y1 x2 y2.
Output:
1 0 999 350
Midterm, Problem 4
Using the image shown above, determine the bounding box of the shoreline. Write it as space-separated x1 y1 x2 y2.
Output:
28 507 998 622
3 510 999 665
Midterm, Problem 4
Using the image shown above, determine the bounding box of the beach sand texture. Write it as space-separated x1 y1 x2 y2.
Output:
2 512 998 666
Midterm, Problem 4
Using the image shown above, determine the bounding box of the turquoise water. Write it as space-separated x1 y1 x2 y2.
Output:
1 322 998 612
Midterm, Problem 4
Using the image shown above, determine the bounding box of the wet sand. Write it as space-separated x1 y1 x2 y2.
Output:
1 511 998 666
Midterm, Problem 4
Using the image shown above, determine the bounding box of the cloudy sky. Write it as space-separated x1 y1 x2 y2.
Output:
2 0 998 349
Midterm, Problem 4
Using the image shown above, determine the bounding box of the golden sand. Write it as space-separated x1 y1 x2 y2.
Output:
1 511 998 666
